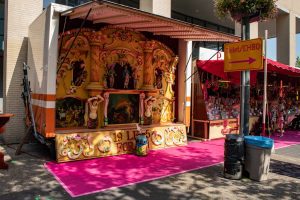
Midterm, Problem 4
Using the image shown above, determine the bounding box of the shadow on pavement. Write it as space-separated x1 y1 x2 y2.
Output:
270 159 300 179
0 143 300 200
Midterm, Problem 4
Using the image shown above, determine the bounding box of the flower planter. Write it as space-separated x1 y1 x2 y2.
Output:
231 12 260 23
215 0 277 22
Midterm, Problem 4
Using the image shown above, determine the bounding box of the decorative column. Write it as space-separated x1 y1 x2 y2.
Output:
142 41 156 89
86 44 104 90
177 40 187 123
103 92 109 126
165 56 178 98
172 97 176 122
139 93 145 125
86 30 106 91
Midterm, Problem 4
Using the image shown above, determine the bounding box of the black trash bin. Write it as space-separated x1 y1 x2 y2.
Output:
224 134 244 180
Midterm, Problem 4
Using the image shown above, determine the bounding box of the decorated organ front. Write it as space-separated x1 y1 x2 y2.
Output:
55 27 186 162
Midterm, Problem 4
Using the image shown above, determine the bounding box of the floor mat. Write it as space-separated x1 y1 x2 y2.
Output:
45 131 300 197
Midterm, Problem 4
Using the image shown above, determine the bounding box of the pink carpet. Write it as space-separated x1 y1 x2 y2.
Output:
45 131 300 197
271 131 300 149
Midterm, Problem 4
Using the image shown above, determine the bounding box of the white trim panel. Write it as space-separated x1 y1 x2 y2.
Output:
185 101 191 107
31 99 55 109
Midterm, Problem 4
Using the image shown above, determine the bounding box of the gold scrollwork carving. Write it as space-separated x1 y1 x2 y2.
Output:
98 135 113 153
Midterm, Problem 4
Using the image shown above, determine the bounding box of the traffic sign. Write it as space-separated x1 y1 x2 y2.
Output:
224 38 263 72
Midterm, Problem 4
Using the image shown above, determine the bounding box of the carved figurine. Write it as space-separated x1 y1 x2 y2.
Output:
123 65 131 89
155 69 163 89
133 68 139 89
87 95 104 129
72 60 87 87
144 96 156 125
108 64 116 88
170 56 179 74
103 77 108 88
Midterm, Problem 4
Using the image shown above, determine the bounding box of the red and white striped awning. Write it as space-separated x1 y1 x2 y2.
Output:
61 0 239 42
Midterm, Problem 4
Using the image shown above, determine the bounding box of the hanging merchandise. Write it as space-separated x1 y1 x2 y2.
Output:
279 80 283 98
201 83 208 101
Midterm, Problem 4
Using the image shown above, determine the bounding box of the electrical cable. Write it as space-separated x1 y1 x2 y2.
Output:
185 46 223 83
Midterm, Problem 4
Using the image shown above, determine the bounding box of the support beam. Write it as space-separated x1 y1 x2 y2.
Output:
235 21 258 39
177 40 188 123
250 22 259 39
276 12 296 66
140 0 171 18
185 41 193 127
235 21 241 37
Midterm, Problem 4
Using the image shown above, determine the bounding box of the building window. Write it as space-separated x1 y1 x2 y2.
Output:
47 0 139 8
197 41 224 51
107 0 139 8
171 10 234 35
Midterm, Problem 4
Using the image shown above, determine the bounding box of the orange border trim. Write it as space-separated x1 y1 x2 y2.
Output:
31 93 56 101
32 104 56 138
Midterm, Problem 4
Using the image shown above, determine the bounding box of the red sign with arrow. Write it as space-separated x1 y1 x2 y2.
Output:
229 57 256 65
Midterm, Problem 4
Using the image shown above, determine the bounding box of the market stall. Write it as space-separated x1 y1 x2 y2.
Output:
191 59 300 140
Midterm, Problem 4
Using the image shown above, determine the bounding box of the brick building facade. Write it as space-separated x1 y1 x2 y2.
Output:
2 0 42 143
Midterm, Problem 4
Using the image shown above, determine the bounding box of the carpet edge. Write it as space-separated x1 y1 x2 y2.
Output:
44 163 76 197
68 161 224 197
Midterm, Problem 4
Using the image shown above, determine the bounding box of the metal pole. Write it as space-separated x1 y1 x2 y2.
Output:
240 17 250 136
262 30 268 136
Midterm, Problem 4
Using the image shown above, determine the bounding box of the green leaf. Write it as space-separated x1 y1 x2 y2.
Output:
214 0 277 22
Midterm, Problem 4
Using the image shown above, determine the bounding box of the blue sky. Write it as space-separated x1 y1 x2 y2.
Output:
267 38 276 60
267 34 300 62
